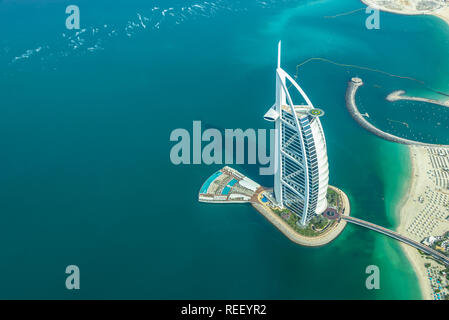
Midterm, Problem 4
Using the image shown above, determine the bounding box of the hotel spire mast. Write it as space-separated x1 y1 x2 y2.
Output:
264 41 329 225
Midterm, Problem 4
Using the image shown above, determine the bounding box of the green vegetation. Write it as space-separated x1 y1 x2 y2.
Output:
326 187 339 209
272 208 335 237
311 215 328 230
270 188 344 237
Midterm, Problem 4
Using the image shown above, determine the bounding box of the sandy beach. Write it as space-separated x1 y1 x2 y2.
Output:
397 146 449 300
397 146 431 300
361 0 449 27
433 6 449 26
359 0 449 300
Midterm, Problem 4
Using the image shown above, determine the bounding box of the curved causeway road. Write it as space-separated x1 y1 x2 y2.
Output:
345 78 447 148
342 215 449 266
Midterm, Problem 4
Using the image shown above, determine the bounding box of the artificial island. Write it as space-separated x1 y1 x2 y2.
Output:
197 44 449 273
199 42 350 247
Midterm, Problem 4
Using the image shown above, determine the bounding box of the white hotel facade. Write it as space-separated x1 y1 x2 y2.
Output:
264 42 329 225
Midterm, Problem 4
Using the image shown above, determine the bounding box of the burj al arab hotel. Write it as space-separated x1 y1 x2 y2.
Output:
264 42 329 226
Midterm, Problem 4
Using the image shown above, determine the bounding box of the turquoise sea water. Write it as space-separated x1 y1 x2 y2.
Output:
1 0 448 299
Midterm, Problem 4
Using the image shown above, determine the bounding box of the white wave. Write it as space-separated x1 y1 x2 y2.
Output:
11 46 44 63
8 0 278 66
137 13 147 28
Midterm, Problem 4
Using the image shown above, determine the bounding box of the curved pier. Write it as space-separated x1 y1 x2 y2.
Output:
345 78 447 147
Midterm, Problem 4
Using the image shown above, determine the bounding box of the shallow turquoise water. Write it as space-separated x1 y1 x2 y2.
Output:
1 0 448 299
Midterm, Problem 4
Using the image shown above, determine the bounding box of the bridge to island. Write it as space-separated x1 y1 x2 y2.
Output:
198 167 449 265
341 215 449 266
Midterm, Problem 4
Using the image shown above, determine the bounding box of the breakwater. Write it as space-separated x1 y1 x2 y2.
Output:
345 78 447 147
386 90 449 108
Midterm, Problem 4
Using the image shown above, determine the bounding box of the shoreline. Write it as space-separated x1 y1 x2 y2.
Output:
359 0 449 300
396 145 449 300
360 0 449 27
251 186 351 247
198 167 351 247
396 146 432 300
345 77 449 299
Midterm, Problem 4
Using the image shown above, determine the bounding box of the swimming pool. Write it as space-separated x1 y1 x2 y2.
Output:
222 186 231 195
221 178 238 195
200 171 222 194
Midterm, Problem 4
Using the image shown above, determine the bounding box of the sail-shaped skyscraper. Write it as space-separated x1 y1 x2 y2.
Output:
264 42 329 225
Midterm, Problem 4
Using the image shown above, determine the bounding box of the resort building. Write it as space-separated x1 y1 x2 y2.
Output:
264 42 329 225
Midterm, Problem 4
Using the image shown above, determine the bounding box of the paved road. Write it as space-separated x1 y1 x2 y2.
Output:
341 215 449 266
